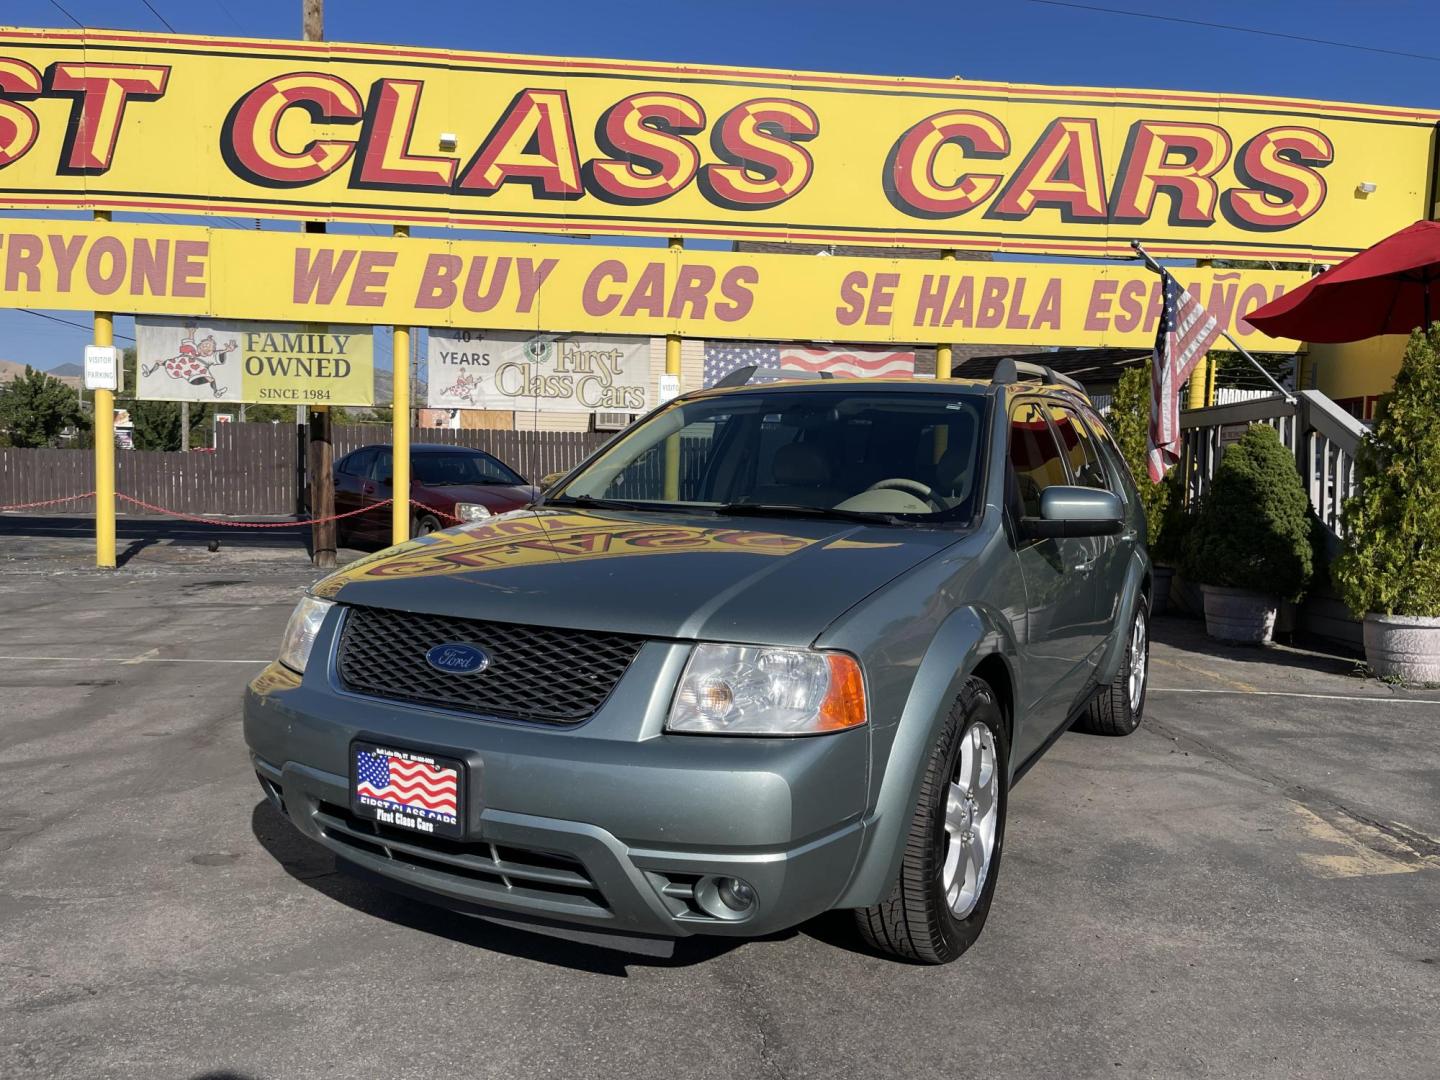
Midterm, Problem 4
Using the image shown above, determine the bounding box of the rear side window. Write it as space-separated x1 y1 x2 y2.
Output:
1082 406 1137 493
1047 404 1110 491
1008 402 1067 518
339 448 375 477
370 447 393 484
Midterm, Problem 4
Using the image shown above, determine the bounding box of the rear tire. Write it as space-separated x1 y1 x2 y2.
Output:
854 677 1009 964
1074 602 1149 736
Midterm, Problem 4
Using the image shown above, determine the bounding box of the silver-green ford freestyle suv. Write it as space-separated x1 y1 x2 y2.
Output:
245 363 1151 963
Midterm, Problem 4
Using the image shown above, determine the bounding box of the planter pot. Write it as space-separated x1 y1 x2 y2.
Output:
1276 599 1297 637
1201 585 1279 644
1363 614 1440 683
1151 566 1175 617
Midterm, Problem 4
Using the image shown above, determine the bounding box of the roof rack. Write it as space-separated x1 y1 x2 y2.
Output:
991 357 1087 396
712 365 837 389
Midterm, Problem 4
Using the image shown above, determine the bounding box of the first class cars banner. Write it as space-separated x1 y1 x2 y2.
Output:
0 27 1436 260
1 218 1309 350
428 331 650 412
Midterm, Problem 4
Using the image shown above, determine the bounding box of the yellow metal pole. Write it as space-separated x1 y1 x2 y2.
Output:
933 249 957 462
1187 258 1213 409
93 211 116 569
934 250 957 382
392 224 412 545
663 237 683 500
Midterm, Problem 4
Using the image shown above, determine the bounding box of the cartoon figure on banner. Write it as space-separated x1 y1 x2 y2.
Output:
440 371 484 405
142 324 237 398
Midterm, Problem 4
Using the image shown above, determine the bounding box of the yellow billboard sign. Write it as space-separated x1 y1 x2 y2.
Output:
135 316 373 405
0 27 1434 260
0 218 1308 351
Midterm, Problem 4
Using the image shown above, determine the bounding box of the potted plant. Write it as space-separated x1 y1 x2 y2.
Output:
1108 361 1182 613
1182 423 1313 643
1333 325 1440 682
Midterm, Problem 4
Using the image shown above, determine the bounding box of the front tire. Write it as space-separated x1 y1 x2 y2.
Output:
412 513 443 537
1074 601 1149 736
855 677 1009 964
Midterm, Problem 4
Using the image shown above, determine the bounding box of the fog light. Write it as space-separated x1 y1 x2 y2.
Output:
718 877 755 912
694 875 758 920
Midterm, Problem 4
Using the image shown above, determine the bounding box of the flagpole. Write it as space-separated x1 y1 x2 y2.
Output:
1130 241 1296 406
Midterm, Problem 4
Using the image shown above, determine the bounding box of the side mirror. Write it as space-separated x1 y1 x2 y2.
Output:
1020 486 1124 539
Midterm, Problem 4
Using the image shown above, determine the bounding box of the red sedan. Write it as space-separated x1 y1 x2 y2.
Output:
334 443 539 546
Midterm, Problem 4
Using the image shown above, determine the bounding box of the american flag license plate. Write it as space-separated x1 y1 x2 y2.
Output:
351 740 465 839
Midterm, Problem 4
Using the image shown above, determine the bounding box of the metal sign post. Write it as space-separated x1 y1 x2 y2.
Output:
392 224 412 547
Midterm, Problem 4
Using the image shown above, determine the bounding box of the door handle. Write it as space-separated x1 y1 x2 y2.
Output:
362 482 376 495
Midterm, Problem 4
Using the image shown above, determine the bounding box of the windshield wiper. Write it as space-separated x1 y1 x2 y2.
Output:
542 494 677 512
715 502 912 526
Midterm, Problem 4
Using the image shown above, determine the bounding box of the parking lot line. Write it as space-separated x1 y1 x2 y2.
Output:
1150 687 1439 706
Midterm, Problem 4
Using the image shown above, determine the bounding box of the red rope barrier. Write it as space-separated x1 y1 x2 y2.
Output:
408 498 464 524
0 492 99 511
3 491 476 530
113 494 396 528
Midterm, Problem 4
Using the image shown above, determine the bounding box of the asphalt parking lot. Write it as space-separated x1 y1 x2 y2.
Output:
2 531 1439 1080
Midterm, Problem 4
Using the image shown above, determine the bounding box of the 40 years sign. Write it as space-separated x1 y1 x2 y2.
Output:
427 331 650 413
135 317 373 404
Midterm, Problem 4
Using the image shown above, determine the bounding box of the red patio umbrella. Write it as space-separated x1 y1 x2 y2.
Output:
1245 220 1440 344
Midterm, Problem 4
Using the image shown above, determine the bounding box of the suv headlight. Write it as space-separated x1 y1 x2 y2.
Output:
667 644 867 735
454 502 491 521
277 595 334 674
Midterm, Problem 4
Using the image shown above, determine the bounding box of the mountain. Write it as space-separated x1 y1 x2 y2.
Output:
0 359 82 390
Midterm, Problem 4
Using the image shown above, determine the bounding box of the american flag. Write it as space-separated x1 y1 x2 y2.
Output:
1148 269 1221 482
703 342 917 388
355 749 458 821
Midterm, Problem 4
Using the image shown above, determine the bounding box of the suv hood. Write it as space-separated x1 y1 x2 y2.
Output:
313 507 961 645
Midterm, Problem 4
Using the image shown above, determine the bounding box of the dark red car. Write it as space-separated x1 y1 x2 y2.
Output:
334 443 538 546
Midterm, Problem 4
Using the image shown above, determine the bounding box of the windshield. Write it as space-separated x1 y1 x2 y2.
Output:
413 451 525 487
550 388 987 522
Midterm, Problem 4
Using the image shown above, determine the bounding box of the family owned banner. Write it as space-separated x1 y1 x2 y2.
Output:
135 317 374 405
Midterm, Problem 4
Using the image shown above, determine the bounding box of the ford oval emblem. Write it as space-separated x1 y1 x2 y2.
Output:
425 643 490 675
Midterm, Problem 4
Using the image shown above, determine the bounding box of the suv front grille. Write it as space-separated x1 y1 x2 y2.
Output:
336 605 643 724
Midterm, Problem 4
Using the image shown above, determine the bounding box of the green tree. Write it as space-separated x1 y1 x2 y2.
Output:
1333 325 1440 616
243 404 296 424
0 366 89 447
1182 423 1314 601
1108 360 1175 557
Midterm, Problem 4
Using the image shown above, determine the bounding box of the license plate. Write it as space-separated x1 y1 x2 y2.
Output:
351 740 465 839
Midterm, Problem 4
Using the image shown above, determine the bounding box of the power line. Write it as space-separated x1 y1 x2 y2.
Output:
17 309 136 342
138 0 178 34
1025 1 1440 64
48 0 83 28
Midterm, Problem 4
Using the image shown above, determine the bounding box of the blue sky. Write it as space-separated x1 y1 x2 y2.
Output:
4 0 1440 370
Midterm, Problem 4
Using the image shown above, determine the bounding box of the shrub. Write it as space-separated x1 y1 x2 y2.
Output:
1333 325 1440 617
1181 423 1313 601
1108 360 1175 559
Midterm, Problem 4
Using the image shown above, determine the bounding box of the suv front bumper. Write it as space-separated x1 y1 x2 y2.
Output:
244 651 869 942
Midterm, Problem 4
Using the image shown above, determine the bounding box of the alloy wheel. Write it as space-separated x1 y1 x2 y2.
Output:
1128 611 1149 714
941 722 999 919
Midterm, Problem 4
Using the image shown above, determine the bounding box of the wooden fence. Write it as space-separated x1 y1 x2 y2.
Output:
0 423 611 516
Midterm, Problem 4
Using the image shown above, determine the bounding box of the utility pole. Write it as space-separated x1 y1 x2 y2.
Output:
302 0 336 567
